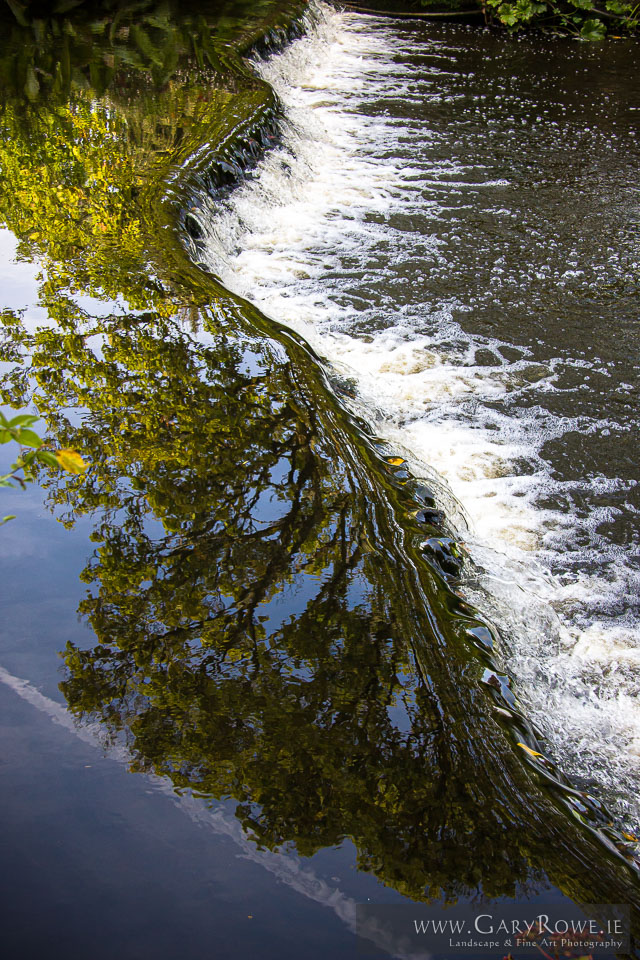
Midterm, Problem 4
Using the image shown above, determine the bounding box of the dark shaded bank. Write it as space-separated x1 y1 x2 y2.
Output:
3 0 638 40
339 0 483 21
1 0 640 947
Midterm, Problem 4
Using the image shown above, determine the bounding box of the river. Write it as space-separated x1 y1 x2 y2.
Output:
200 2 640 829
0 2 639 957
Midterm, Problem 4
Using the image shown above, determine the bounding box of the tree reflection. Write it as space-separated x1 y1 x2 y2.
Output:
3 292 635 910
0 0 297 316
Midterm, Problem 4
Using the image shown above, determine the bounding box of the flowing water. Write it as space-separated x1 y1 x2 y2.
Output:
198 3 640 830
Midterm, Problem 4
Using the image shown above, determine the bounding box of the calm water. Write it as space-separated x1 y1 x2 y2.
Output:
0 2 639 957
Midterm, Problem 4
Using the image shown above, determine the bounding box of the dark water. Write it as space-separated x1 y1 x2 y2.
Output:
0 2 639 958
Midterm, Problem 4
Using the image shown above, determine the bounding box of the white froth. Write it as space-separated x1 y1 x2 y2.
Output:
198 3 640 827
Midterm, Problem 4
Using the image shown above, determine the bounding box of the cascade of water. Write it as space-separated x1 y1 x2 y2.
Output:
197 3 640 829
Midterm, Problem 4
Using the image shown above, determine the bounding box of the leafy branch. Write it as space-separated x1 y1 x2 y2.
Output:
483 0 638 35
0 410 87 525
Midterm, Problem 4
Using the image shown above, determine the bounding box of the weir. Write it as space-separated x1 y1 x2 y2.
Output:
193 0 640 840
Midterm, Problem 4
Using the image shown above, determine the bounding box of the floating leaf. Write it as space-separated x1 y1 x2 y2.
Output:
386 457 405 466
0 514 16 526
517 742 543 758
55 448 87 474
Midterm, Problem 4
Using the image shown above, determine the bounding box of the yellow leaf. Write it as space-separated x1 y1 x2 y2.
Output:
386 457 405 466
55 449 87 474
623 832 638 842
517 742 543 758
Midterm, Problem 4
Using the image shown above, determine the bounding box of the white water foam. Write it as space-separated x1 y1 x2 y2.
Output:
197 4 640 828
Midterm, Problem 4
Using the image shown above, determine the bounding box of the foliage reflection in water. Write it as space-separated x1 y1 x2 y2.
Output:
1 0 640 933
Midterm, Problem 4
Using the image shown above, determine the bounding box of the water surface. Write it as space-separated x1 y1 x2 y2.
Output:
0 2 639 956
199 3 640 831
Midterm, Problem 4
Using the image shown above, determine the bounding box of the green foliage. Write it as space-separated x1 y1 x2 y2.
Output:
484 0 638 36
415 0 637 35
1 0 639 917
1 410 49 491
580 15 607 36
0 409 86 523
488 0 546 26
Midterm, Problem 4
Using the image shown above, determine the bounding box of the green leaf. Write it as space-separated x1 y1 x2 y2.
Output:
0 429 10 444
0 411 8 427
36 450 62 469
16 428 43 448
7 414 39 428
580 17 607 37
0 515 16 526
605 0 633 12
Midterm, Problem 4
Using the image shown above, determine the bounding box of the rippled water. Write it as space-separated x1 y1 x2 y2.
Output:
199 4 640 827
